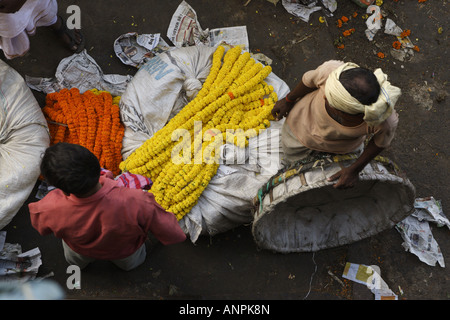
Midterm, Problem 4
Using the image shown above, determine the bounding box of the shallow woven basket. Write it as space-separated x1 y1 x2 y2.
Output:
252 154 416 253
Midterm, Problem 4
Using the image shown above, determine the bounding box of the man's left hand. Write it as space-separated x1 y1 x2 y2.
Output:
327 167 359 189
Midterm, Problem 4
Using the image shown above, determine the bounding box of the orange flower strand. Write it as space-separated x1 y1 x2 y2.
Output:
59 92 79 144
43 88 125 175
100 102 113 171
71 88 88 148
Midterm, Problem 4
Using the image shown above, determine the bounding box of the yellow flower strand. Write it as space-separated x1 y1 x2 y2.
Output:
120 45 278 220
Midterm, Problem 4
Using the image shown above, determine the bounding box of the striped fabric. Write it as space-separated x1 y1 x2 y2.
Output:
101 169 152 190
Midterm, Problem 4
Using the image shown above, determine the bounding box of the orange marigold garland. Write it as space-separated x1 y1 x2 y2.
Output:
42 88 125 175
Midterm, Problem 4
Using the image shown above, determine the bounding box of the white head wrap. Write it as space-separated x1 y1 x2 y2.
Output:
324 62 401 127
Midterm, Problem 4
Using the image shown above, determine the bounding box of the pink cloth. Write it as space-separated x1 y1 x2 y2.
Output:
100 169 152 190
29 176 186 260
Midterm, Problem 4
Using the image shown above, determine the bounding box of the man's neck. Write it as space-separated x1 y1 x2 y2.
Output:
325 100 364 127
73 182 103 198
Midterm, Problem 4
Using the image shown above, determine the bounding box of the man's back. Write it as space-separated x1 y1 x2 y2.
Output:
29 175 186 260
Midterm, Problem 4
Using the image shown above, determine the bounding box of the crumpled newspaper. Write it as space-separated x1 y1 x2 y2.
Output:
342 262 397 300
281 0 337 23
114 1 273 69
167 0 210 47
396 197 449 267
166 1 249 51
113 32 172 68
0 231 42 283
384 18 416 61
26 50 132 96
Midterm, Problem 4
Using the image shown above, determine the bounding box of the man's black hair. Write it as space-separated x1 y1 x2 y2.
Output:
339 67 380 105
40 143 100 196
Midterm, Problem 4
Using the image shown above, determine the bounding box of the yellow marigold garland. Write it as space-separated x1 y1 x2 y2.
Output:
43 88 125 176
120 45 278 220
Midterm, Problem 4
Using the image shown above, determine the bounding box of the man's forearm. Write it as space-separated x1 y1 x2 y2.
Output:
285 80 315 102
350 138 384 173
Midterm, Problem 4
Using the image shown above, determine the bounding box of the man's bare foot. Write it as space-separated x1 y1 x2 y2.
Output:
50 16 85 53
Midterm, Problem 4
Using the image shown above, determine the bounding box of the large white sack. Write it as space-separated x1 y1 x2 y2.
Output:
119 46 289 242
120 46 216 158
0 60 50 229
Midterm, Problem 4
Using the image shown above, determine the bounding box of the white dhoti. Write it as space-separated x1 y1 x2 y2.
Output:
0 0 58 59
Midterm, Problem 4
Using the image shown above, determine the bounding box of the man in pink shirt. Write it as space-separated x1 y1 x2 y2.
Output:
272 60 401 189
29 143 186 271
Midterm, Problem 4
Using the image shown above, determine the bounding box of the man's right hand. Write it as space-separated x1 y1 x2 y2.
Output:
271 98 295 120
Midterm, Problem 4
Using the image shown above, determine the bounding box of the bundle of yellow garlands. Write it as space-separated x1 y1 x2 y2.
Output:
43 88 124 176
120 45 278 220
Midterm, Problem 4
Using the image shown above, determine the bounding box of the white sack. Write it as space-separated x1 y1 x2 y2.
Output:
119 46 289 242
0 60 50 229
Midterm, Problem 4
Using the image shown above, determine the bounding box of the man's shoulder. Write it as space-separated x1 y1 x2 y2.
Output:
28 189 71 221
107 183 155 204
317 60 345 71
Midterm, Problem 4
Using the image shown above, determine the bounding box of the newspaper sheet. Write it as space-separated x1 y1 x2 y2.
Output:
283 0 338 17
281 0 322 22
26 50 132 96
396 197 448 267
384 18 415 61
114 32 173 68
209 26 249 52
412 197 449 229
166 1 249 51
0 232 42 283
167 0 210 47
342 262 397 300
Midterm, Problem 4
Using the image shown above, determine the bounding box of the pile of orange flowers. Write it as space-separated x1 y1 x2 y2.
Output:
343 28 355 37
43 88 125 175
335 13 358 49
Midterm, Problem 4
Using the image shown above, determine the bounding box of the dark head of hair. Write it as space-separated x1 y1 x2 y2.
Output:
339 67 380 105
40 143 100 196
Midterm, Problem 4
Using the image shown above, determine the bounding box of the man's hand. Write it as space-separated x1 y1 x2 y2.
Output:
327 166 359 189
329 139 384 189
0 0 27 14
271 80 315 120
271 99 295 120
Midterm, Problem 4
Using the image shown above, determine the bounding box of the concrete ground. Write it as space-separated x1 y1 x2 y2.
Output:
2 0 449 303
